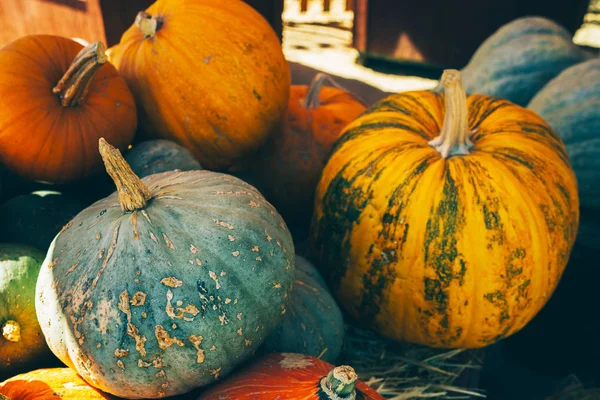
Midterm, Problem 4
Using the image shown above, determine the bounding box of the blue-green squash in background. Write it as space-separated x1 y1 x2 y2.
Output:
35 139 295 399
125 139 202 179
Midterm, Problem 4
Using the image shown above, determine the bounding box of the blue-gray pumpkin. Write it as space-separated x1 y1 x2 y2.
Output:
459 16 589 106
35 139 295 398
125 139 202 179
261 255 344 363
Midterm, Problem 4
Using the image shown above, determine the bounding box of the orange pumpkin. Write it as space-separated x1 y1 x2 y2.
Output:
310 69 580 348
239 73 366 227
0 36 137 184
0 368 114 399
198 353 384 400
109 0 290 171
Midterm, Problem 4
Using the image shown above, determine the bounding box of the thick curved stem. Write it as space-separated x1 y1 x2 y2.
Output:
53 41 107 107
320 365 358 399
2 320 21 343
428 69 474 158
99 138 152 212
305 73 369 109
136 11 162 38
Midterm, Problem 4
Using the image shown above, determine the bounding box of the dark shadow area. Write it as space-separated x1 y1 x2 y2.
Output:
40 0 87 12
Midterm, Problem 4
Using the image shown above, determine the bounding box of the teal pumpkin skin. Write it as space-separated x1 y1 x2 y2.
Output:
0 191 85 252
459 16 589 106
0 244 51 378
261 255 344 363
125 140 203 179
35 169 295 398
528 58 600 217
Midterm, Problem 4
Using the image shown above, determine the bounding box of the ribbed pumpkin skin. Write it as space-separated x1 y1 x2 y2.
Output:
460 16 588 107
245 84 366 227
310 92 579 348
0 191 85 252
261 256 344 363
125 139 203 178
1 368 114 399
0 35 136 183
0 244 50 376
35 171 295 398
109 0 291 171
528 58 600 217
198 353 384 400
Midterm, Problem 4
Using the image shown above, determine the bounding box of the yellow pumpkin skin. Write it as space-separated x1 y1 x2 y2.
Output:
109 0 291 170
310 81 579 348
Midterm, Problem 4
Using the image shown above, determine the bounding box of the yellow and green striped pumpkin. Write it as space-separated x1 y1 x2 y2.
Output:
310 70 579 348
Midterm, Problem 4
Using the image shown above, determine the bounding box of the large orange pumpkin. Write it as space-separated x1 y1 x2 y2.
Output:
0 36 136 183
198 353 384 399
310 69 580 348
239 73 366 228
0 368 114 399
109 0 290 170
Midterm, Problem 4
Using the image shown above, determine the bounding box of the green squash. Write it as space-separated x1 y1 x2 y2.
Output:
460 16 589 106
125 140 203 179
35 139 295 399
260 255 344 363
0 244 51 379
528 58 600 219
0 191 85 252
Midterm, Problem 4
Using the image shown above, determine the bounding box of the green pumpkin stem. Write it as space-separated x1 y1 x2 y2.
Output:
428 69 474 158
52 41 107 107
305 73 368 109
1 319 21 343
136 11 161 38
99 138 152 212
320 365 358 399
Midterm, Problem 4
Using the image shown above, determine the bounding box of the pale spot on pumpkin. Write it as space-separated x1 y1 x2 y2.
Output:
95 233 101 240
114 349 129 358
172 323 177 329
234 299 238 304
165 289 200 320
155 325 185 349
132 211 139 240
265 230 272 242
215 220 235 230
225 298 231 304
59 221 72 235
228 235 235 242
141 210 153 225
176 300 183 306
92 224 120 289
252 246 259 252
130 292 147 306
153 357 163 369
245 339 252 346
156 370 166 378
209 271 221 289
189 260 194 265
66 261 80 275
256 256 262 262
220 271 226 277
97 342 102 348
134 278 140 283
249 201 260 207
280 353 313 369
219 314 228 325
141 312 147 318
118 290 147 356
161 277 183 288
91 298 119 335
237 328 243 336
269 249 274 256
138 359 153 367
209 367 222 379
117 360 125 370
190 244 199 255
210 345 217 351
273 283 282 289
232 251 240 257
237 312 242 321
136 271 141 275
167 261 173 267
48 257 59 269
150 231 158 242
189 335 205 363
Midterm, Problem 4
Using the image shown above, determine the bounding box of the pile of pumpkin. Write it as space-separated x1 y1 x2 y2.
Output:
0 0 597 397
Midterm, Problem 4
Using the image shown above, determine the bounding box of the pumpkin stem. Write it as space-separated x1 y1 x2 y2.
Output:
52 41 107 107
305 73 368 109
136 11 162 38
2 320 21 343
99 138 152 212
428 69 474 158
320 365 357 399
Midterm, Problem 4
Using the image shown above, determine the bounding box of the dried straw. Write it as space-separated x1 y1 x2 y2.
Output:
338 324 486 399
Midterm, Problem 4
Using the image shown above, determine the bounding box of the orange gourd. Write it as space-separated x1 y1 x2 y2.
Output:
198 353 384 400
0 36 136 183
109 0 290 170
310 69 580 348
0 368 114 399
240 73 366 227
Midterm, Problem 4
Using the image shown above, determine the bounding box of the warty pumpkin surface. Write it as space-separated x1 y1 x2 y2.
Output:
310 70 579 348
198 352 384 400
35 139 295 398
0 36 136 183
109 0 291 170
0 368 114 399
241 73 367 230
